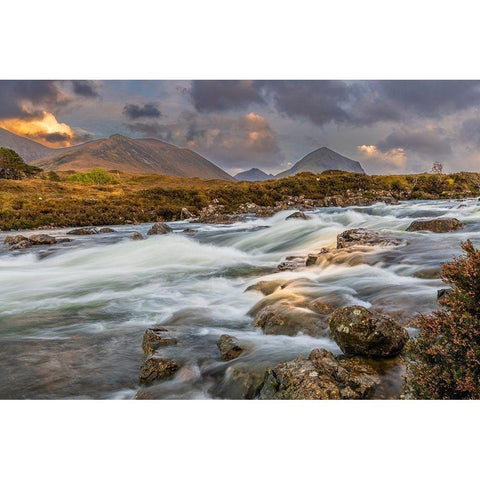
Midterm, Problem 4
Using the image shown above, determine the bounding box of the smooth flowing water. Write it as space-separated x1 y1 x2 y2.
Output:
1 198 479 399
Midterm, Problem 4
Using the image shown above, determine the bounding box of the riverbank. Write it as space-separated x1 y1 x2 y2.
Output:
1 170 480 230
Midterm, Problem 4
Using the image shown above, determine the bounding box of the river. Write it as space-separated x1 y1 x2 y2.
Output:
0 198 478 399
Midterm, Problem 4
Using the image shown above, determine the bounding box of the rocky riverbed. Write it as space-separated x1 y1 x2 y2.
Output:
0 198 479 399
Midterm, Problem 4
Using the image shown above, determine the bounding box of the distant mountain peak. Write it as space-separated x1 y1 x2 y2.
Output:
234 167 274 181
276 147 365 178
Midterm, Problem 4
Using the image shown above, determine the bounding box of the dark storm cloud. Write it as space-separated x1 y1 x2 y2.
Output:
71 80 99 98
190 80 480 128
377 128 452 156
39 132 74 143
191 80 265 112
123 103 162 120
374 80 480 117
0 80 66 118
126 121 172 139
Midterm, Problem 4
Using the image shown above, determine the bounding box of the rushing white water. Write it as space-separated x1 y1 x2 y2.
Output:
1 198 479 399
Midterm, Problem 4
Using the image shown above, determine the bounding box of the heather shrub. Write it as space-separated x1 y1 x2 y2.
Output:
404 240 480 399
67 168 118 185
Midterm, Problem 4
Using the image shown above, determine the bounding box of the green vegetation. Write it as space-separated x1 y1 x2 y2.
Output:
404 240 480 399
67 168 119 185
1 169 480 230
0 148 42 178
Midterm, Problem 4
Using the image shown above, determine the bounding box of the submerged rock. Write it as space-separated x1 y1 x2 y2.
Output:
406 218 464 233
211 363 264 399
259 348 379 399
306 248 330 266
139 357 181 385
337 228 403 249
216 334 245 361
142 327 178 355
245 280 285 296
147 222 173 235
99 227 115 233
285 211 309 220
28 234 57 245
182 228 196 234
253 303 328 337
276 257 306 271
328 306 408 357
130 232 144 240
67 227 99 235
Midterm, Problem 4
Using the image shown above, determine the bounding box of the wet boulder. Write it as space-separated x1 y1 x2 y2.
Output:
406 218 464 233
130 232 144 240
328 306 409 357
99 227 115 233
147 222 173 235
28 234 57 245
306 248 330 266
216 334 245 361
259 348 379 400
142 327 178 355
337 228 403 249
10 240 32 250
67 227 99 235
286 211 309 220
4 234 29 245
253 303 328 337
437 288 452 301
276 256 306 271
139 357 181 385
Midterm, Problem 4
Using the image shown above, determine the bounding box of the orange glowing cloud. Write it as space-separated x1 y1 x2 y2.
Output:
0 112 76 147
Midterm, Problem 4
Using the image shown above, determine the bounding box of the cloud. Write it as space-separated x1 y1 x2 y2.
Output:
358 144 406 174
0 80 68 119
0 112 79 147
377 126 452 157
191 80 264 112
123 103 162 120
71 80 99 98
460 117 480 147
126 110 281 170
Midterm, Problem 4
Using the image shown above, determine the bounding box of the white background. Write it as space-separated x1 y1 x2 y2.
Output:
2 1 480 478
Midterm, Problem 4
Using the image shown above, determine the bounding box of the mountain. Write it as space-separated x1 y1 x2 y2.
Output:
234 168 274 181
32 134 235 181
0 127 56 163
276 147 365 178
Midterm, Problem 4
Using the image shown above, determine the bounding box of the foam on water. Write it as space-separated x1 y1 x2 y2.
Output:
1 198 480 398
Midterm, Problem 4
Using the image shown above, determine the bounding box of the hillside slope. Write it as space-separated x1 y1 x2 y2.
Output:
276 147 365 177
0 128 56 163
33 134 235 180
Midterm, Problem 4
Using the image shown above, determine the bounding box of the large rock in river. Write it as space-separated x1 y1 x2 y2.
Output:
216 334 245 361
406 218 464 233
139 357 181 385
337 228 403 249
142 327 178 355
147 222 173 235
253 303 328 337
259 348 379 399
328 306 408 357
29 234 57 245
285 211 309 220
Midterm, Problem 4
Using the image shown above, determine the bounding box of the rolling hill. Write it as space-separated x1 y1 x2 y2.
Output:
234 168 274 181
276 147 365 178
32 134 235 180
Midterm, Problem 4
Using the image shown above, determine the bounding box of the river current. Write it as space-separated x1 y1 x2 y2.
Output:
1 198 479 399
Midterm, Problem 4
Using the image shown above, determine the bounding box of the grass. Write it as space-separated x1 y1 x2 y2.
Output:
1 169 480 230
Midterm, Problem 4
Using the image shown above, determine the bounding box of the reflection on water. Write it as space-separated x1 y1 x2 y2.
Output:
0 198 479 399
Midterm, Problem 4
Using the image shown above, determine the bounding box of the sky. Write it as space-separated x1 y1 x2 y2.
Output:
1 80 480 175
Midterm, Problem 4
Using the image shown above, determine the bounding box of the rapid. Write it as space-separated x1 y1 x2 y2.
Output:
1 198 479 399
